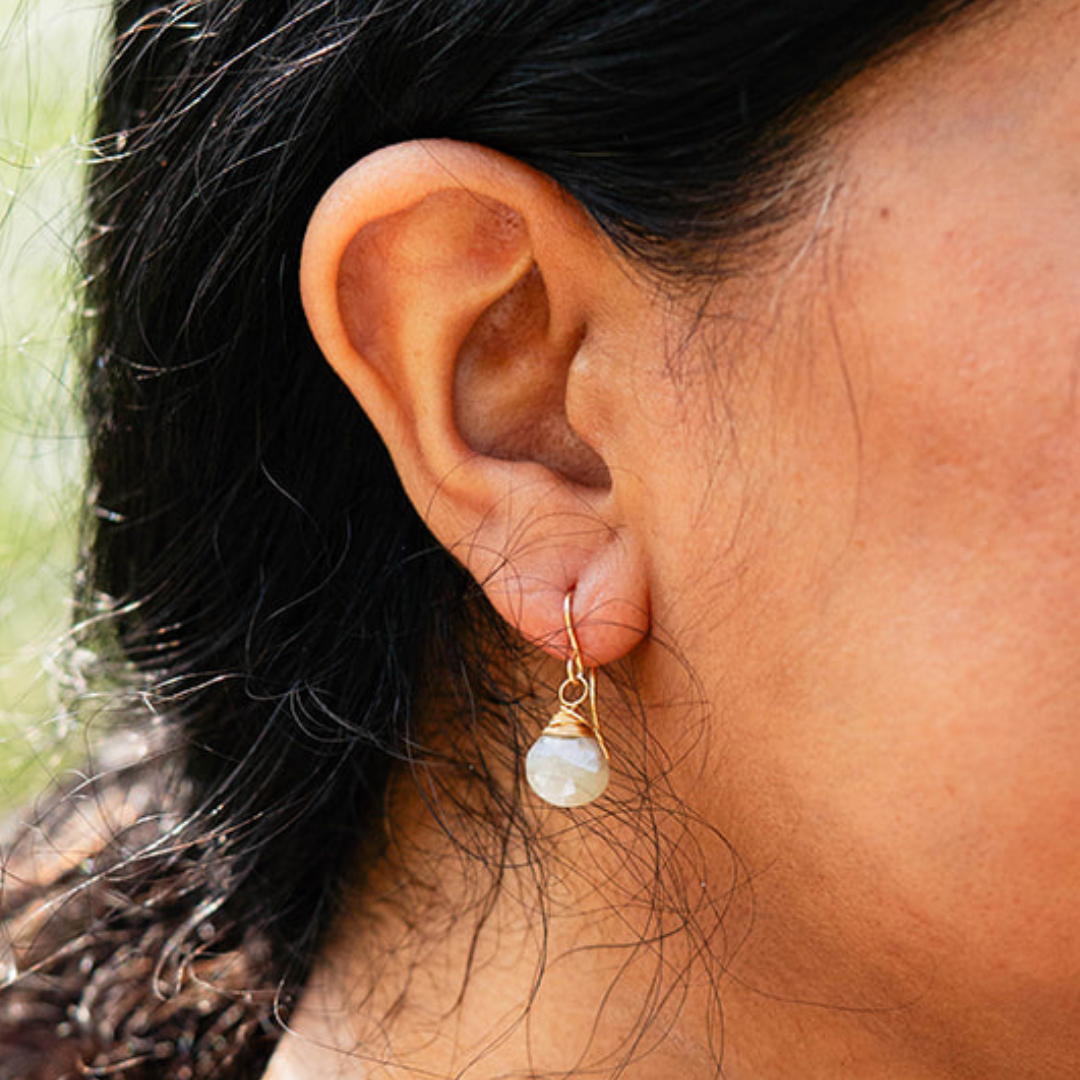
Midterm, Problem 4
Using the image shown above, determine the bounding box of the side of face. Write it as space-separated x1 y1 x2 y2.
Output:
627 0 1080 1068
295 4 1080 1073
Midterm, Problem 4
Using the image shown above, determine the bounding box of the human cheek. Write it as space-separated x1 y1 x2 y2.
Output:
787 227 1080 986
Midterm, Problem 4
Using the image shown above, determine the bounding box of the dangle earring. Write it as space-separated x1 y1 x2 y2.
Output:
525 591 610 808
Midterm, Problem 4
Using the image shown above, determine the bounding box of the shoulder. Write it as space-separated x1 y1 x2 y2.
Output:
0 738 280 1079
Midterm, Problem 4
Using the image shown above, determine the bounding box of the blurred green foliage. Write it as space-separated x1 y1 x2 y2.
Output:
0 0 106 810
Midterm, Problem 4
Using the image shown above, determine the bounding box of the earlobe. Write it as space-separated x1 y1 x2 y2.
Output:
300 140 649 664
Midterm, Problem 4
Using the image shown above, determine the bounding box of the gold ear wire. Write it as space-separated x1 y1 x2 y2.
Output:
525 590 610 807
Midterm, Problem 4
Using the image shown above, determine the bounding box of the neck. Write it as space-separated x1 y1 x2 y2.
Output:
262 764 992 1080
265 759 735 1078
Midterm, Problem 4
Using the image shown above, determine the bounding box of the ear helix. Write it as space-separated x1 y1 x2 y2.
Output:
525 590 610 807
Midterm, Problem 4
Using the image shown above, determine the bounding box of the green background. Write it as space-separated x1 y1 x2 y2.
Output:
0 0 106 810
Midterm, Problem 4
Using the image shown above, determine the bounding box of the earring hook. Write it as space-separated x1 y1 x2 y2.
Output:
564 589 586 682
560 589 604 757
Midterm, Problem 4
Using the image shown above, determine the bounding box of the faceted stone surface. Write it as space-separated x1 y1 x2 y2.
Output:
525 734 610 807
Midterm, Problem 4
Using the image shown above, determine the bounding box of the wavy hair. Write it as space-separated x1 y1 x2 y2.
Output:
1 2 982 1076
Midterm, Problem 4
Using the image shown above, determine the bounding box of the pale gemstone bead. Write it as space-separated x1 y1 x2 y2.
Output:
525 733 610 807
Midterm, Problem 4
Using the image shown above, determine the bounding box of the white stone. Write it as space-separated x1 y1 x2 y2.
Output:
526 733 610 807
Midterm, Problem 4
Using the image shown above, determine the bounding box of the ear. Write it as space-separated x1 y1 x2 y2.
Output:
300 140 649 664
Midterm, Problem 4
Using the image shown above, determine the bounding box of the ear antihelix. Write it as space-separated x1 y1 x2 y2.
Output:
454 263 609 488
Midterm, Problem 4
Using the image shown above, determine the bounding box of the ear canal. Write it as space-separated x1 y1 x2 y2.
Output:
455 263 611 490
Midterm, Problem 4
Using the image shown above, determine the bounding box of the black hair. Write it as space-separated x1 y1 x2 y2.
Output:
1 2 984 1077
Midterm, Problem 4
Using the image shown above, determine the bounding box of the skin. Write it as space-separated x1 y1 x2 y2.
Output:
269 1 1080 1075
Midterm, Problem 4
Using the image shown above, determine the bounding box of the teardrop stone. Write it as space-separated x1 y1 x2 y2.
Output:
525 733 610 807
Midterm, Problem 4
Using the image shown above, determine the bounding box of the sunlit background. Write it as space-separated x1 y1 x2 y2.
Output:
0 0 106 811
